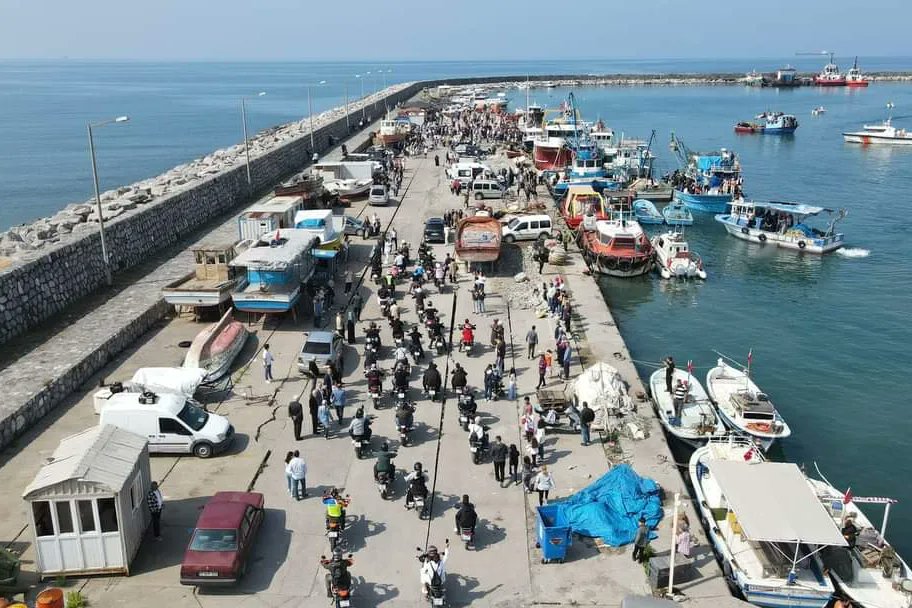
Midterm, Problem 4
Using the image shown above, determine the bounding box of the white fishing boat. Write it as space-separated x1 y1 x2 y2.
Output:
705 358 791 451
324 178 373 198
843 120 912 146
649 368 725 447
812 107 827 116
651 230 707 280
807 474 912 608
690 436 844 608
183 308 249 381
715 200 846 254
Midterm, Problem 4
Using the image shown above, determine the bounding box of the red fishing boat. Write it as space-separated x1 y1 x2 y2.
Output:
579 219 654 278
734 121 764 134
561 185 608 230
455 216 502 263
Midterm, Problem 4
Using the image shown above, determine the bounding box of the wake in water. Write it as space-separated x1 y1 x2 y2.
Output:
837 248 871 258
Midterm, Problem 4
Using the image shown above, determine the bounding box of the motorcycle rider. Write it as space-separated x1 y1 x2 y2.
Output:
412 283 426 311
348 408 372 444
419 541 450 599
373 442 397 482
451 363 467 393
321 548 354 599
393 361 410 393
396 400 415 430
460 320 476 350
322 487 348 531
409 325 425 358
467 416 488 450
423 362 442 394
389 299 401 322
390 317 405 342
423 301 438 323
394 341 409 365
454 494 478 535
405 462 429 506
458 389 477 418
434 262 445 287
366 363 382 394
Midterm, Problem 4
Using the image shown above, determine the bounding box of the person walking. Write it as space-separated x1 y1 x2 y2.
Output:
535 419 546 461
147 481 164 540
495 339 506 375
536 354 547 389
343 270 353 295
288 450 308 500
263 344 275 383
521 456 535 491
579 401 595 446
533 465 554 506
526 437 539 467
288 400 304 441
284 451 295 495
477 287 486 314
525 325 538 359
332 382 347 423
676 526 693 558
561 342 573 380
632 517 649 562
508 444 520 484
346 308 356 344
507 368 517 401
491 436 508 484
352 293 363 323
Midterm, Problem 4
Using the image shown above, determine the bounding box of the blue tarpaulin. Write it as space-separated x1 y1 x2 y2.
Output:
556 464 664 547
695 155 722 173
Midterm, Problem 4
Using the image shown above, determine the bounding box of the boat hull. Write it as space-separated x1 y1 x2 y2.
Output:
673 189 732 213
843 133 912 145
814 78 846 86
183 310 249 381
845 81 869 87
762 127 798 135
705 363 791 451
455 217 502 263
533 143 572 171
715 216 844 254
231 283 303 314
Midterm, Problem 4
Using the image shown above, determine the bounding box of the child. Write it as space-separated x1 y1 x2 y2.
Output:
508 444 520 483
526 437 539 467
544 349 554 378
507 368 517 401
521 456 535 491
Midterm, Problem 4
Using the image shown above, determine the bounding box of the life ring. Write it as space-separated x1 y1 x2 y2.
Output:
740 227 749 235
798 240 807 249
758 233 767 243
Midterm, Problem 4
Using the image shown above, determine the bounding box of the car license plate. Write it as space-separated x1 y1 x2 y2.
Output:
328 530 338 538
470 446 478 452
461 533 471 541
398 392 405 398
433 598 444 606
339 601 350 607
198 571 219 577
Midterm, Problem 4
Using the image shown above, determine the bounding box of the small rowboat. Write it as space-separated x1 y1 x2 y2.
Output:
455 216 502 263
632 199 664 225
183 308 249 382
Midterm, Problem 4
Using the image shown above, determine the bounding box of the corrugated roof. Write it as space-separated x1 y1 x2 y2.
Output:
23 425 147 499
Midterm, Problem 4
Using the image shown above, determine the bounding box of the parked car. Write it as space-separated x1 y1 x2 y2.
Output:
180 491 265 586
368 184 390 206
298 331 344 374
501 214 555 243
471 179 505 200
340 215 368 238
424 217 446 243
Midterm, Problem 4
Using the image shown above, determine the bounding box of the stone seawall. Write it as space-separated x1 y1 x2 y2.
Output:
0 82 422 346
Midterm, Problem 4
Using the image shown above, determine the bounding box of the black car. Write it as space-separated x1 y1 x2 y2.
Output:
424 218 446 243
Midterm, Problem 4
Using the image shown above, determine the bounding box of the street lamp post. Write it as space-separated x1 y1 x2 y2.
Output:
241 91 267 185
307 80 327 155
87 115 129 286
344 83 350 132
355 74 365 123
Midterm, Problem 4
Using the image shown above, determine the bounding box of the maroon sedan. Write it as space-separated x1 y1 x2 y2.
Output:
180 491 265 586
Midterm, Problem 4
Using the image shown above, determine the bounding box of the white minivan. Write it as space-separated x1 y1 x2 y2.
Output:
99 391 234 458
471 179 505 200
501 214 554 243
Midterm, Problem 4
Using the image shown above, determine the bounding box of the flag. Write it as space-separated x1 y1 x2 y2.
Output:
687 360 694 375
747 349 753 366
743 447 754 461
843 487 853 504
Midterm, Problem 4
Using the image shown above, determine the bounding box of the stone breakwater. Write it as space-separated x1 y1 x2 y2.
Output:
0 82 418 346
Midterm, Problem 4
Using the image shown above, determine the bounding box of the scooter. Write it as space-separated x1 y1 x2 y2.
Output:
469 431 487 465
417 543 448 606
376 470 393 500
460 526 475 550
458 337 474 355
325 498 349 551
405 484 429 519
410 341 424 364
457 396 476 432
425 386 439 403
398 421 413 447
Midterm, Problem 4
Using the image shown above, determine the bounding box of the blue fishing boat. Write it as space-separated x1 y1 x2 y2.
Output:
757 111 799 134
230 229 318 314
551 143 621 196
662 202 694 226
669 133 742 213
632 199 664 225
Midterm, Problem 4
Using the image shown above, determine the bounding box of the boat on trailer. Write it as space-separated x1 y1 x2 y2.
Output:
705 358 791 451
649 367 724 447
715 200 846 254
455 216 502 264
690 436 844 608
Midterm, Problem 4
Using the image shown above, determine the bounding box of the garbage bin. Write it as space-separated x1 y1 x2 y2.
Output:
535 504 571 564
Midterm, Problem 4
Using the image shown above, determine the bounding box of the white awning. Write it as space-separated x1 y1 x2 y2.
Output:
710 461 847 546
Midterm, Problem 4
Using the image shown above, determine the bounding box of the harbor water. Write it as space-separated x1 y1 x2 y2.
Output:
1 60 911 555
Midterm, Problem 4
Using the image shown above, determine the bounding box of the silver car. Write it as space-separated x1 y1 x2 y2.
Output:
368 184 390 206
297 331 344 374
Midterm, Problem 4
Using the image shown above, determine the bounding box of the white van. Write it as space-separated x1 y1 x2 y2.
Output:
98 392 234 458
501 215 554 243
447 162 488 187
471 179 505 200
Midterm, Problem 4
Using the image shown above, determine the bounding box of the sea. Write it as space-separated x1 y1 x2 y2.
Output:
2 59 911 556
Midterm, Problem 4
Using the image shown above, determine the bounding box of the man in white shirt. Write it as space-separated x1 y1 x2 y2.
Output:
288 450 307 500
263 344 275 383
420 541 450 597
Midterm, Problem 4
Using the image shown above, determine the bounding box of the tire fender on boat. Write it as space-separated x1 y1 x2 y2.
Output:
758 233 767 243
740 227 749 235
798 240 807 249
618 259 632 272
605 256 618 270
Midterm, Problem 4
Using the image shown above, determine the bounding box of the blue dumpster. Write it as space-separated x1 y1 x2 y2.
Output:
536 504 571 563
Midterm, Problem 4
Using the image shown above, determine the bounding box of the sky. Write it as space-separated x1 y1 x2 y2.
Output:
1 0 910 61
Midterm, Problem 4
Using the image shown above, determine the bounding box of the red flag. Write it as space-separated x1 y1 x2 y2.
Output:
747 349 753 366
743 447 754 462
275 229 281 241
843 487 853 504
687 360 694 375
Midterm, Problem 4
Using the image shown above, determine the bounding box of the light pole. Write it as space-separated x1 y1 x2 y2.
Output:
355 74 365 123
344 83 350 132
307 80 327 154
87 115 129 286
241 91 266 185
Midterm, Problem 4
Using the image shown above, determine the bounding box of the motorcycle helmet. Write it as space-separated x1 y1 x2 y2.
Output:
381 441 390 452
474 417 481 425
414 462 423 473
356 408 364 418
427 545 439 560
332 547 344 561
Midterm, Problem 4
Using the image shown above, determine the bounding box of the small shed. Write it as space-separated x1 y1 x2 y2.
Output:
22 425 151 577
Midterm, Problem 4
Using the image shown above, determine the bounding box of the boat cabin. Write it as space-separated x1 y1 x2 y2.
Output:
293 209 341 248
192 243 241 284
730 390 776 423
237 195 306 241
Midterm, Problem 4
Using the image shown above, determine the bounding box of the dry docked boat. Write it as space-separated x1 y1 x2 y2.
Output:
649 367 724 447
705 358 791 451
183 309 249 382
690 436 843 608
455 216 502 263
273 171 324 202
377 117 412 146
162 240 251 309
807 474 911 608
651 230 706 280
579 217 653 278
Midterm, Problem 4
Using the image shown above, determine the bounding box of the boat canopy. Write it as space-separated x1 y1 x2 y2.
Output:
762 202 831 216
695 155 723 172
710 461 847 546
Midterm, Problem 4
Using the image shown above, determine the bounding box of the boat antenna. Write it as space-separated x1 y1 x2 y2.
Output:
886 101 895 124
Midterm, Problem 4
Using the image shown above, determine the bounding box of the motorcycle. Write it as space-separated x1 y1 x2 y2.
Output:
469 431 488 465
398 420 413 447
368 384 382 409
405 481 429 519
460 527 475 550
417 543 448 606
321 554 354 608
380 299 391 319
457 395 476 432
425 386 439 403
325 498 350 551
376 470 393 500
458 337 474 355
430 334 447 355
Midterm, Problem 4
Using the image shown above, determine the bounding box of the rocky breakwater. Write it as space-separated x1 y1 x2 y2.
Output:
0 82 416 345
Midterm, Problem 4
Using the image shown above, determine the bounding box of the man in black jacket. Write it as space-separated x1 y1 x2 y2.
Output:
491 436 508 484
288 400 304 440
579 401 595 446
454 494 478 534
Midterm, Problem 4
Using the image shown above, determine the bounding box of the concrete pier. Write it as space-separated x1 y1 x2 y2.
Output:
0 128 745 608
